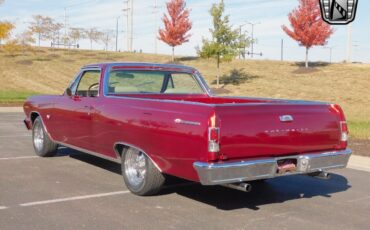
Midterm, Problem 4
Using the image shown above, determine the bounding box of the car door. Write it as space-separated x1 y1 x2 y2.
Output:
51 68 101 149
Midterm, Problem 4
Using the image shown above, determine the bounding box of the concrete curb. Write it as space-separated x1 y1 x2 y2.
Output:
0 107 23 113
348 155 370 173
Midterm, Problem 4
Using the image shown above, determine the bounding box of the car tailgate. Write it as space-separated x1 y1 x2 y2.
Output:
215 103 341 160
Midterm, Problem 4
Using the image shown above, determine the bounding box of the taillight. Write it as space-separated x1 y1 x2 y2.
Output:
330 104 349 149
208 113 220 161
208 127 220 153
339 121 349 148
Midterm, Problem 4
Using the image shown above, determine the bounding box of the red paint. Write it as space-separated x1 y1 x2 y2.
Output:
23 63 347 182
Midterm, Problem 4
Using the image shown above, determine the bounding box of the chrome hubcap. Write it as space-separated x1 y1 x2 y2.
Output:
33 122 44 151
124 149 146 187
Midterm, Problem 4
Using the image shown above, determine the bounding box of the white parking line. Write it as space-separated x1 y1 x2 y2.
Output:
0 206 8 210
0 156 39 161
0 134 31 138
20 191 130 207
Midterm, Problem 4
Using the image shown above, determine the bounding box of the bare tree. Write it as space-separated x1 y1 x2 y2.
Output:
61 35 71 48
69 28 86 47
85 28 103 50
16 30 35 54
29 15 54 46
49 22 63 47
101 30 114 51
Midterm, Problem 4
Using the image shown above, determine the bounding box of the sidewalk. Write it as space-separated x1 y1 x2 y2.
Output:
348 155 370 173
0 107 23 113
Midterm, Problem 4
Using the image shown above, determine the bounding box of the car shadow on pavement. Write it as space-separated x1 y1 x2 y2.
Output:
59 147 351 211
166 174 350 211
58 147 122 175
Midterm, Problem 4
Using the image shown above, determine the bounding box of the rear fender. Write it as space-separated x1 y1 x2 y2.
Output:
113 142 163 172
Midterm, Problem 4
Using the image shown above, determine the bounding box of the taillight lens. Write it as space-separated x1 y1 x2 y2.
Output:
209 127 219 143
339 121 349 148
208 127 220 153
330 104 349 149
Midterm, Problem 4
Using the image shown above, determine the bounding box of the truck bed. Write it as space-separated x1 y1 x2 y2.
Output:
107 93 342 159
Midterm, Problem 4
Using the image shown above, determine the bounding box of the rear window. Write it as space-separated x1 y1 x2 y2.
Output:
106 70 204 94
166 73 203 94
108 71 165 93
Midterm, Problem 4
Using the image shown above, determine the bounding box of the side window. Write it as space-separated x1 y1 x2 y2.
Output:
165 73 203 94
75 70 101 97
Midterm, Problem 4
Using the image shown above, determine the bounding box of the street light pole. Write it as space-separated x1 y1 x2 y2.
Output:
123 0 130 52
346 23 352 63
239 24 246 59
116 16 120 52
324 46 335 63
246 22 260 58
64 7 67 38
281 39 284 61
130 0 134 52
153 0 159 54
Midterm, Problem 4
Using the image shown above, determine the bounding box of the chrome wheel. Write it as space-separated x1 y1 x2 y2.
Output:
33 121 44 152
124 148 147 187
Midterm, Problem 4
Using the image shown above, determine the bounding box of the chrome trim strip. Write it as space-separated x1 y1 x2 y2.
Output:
174 118 201 126
113 141 162 172
81 66 101 70
56 141 121 164
214 95 329 105
193 149 352 185
104 94 213 106
193 72 212 96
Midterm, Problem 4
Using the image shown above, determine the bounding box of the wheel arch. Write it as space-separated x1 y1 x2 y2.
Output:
30 111 41 124
30 111 55 141
113 142 162 172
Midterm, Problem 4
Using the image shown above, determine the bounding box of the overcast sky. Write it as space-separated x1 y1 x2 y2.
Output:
1 0 369 63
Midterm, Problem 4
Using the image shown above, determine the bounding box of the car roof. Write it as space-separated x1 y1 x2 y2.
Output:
82 62 196 72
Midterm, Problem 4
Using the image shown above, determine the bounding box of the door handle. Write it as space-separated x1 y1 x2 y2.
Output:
84 105 94 110
84 105 94 115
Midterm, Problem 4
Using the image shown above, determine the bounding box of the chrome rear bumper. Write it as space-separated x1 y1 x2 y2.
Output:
193 149 352 185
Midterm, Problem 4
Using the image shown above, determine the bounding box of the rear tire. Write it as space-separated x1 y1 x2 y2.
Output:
121 147 165 196
32 117 58 157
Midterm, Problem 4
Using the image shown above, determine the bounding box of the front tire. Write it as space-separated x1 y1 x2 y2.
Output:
32 117 58 157
121 147 165 196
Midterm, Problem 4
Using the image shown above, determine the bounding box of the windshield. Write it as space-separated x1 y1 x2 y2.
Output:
106 70 205 94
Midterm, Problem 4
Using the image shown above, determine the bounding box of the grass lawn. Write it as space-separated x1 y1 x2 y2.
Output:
0 91 38 104
0 48 369 139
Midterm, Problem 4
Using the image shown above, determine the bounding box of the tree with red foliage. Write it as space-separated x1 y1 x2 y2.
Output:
282 0 333 68
159 0 192 62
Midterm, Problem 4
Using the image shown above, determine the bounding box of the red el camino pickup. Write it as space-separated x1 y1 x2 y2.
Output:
23 62 351 196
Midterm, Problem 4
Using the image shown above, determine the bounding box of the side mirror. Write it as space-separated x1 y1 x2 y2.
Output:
65 88 72 96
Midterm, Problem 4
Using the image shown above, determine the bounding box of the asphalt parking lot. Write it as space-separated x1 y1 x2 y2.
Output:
1 112 370 230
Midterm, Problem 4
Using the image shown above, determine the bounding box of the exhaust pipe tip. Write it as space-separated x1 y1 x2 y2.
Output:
222 182 252 192
243 183 252 192
308 171 331 180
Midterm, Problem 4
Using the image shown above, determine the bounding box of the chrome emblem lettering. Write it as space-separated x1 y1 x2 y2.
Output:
264 128 309 134
279 115 294 122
